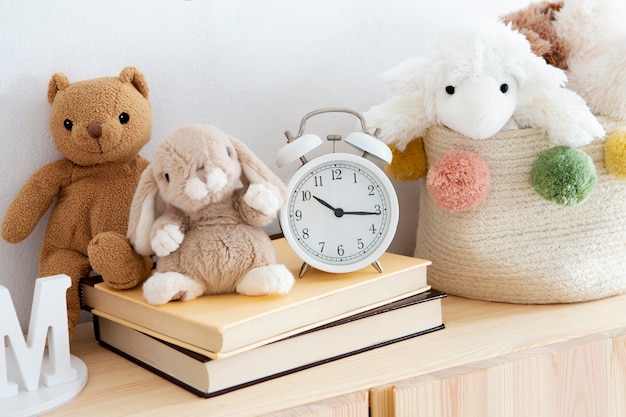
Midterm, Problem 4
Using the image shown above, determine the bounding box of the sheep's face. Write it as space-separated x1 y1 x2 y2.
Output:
435 74 518 140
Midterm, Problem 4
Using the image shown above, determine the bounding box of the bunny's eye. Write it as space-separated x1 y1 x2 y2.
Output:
226 146 233 157
164 173 170 182
500 83 509 94
64 119 73 131
445 86 455 95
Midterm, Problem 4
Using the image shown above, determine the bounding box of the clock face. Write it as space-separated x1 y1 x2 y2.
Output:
280 153 399 273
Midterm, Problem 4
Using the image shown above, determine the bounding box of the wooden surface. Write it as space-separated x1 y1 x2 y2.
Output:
48 293 626 417
387 330 626 417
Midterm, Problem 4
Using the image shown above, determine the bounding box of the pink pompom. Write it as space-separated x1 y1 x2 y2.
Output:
426 150 491 212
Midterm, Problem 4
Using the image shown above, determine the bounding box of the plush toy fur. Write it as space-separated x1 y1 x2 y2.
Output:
501 1 571 70
1 67 154 337
553 0 626 120
504 0 626 121
127 125 294 305
365 19 603 154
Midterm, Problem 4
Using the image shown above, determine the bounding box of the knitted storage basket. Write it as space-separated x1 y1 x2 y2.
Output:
415 117 626 303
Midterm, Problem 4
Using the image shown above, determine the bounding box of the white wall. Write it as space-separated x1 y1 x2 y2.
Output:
0 0 531 330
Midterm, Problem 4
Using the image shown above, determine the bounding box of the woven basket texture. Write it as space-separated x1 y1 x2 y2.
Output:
415 117 626 303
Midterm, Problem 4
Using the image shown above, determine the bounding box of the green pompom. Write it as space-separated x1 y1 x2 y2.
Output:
531 146 596 207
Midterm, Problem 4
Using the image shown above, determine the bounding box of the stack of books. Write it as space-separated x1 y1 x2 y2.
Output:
80 238 444 398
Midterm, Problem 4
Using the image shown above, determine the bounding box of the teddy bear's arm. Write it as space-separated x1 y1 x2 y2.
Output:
1 159 73 243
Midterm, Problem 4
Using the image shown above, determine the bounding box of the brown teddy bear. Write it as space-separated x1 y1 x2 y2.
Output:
1 66 154 337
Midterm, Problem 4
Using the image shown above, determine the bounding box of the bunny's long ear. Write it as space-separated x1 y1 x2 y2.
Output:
229 136 287 201
127 165 164 256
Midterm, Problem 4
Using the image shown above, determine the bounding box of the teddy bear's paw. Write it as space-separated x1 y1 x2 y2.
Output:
531 146 597 206
243 183 282 216
88 231 153 290
151 224 184 257
604 131 626 179
426 150 491 212
236 265 294 296
142 271 205 305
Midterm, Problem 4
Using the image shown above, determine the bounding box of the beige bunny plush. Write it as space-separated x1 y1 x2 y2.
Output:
127 124 294 305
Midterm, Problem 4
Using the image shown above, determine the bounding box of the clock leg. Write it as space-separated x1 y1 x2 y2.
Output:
298 262 312 278
371 260 383 273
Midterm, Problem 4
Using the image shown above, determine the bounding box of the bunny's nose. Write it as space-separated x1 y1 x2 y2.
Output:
205 168 228 192
185 178 209 200
184 167 228 201
196 167 207 183
87 122 103 139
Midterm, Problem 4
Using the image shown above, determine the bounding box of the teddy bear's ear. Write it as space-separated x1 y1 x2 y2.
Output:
119 66 149 99
47 73 70 104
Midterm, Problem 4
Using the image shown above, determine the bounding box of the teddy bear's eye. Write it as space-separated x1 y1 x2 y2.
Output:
64 119 73 131
164 173 170 182
445 86 455 95
500 83 509 94
118 112 130 124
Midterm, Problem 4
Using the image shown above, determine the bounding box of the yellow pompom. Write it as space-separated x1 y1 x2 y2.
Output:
384 137 428 182
605 131 626 179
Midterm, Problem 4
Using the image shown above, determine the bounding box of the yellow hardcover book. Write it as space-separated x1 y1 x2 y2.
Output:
81 238 430 354
94 290 446 397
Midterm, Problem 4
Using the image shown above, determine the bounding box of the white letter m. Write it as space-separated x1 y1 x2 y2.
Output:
0 274 77 398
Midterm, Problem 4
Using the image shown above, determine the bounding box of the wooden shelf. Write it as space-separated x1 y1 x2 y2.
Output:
48 293 626 416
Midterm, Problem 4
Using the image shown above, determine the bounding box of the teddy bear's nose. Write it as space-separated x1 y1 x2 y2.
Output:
87 122 103 139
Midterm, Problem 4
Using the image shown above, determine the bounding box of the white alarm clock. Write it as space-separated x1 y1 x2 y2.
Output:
276 108 399 277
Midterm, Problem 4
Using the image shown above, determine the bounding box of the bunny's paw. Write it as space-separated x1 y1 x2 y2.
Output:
236 265 294 296
244 183 282 215
151 224 184 257
142 271 204 305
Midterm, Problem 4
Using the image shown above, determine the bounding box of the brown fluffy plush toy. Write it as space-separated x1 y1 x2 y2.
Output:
501 1 571 70
1 67 154 337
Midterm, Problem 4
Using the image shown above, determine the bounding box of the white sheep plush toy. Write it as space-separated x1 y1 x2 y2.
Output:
365 19 604 211
363 18 626 305
365 19 603 152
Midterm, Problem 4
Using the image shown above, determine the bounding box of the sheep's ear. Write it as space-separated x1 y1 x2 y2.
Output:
364 93 429 151
514 52 567 101
380 56 428 95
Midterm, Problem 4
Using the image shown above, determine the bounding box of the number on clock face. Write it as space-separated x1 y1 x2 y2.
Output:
286 158 393 266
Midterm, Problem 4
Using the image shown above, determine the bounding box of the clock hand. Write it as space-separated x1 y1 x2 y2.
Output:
312 196 336 211
313 196 346 218
342 210 381 215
